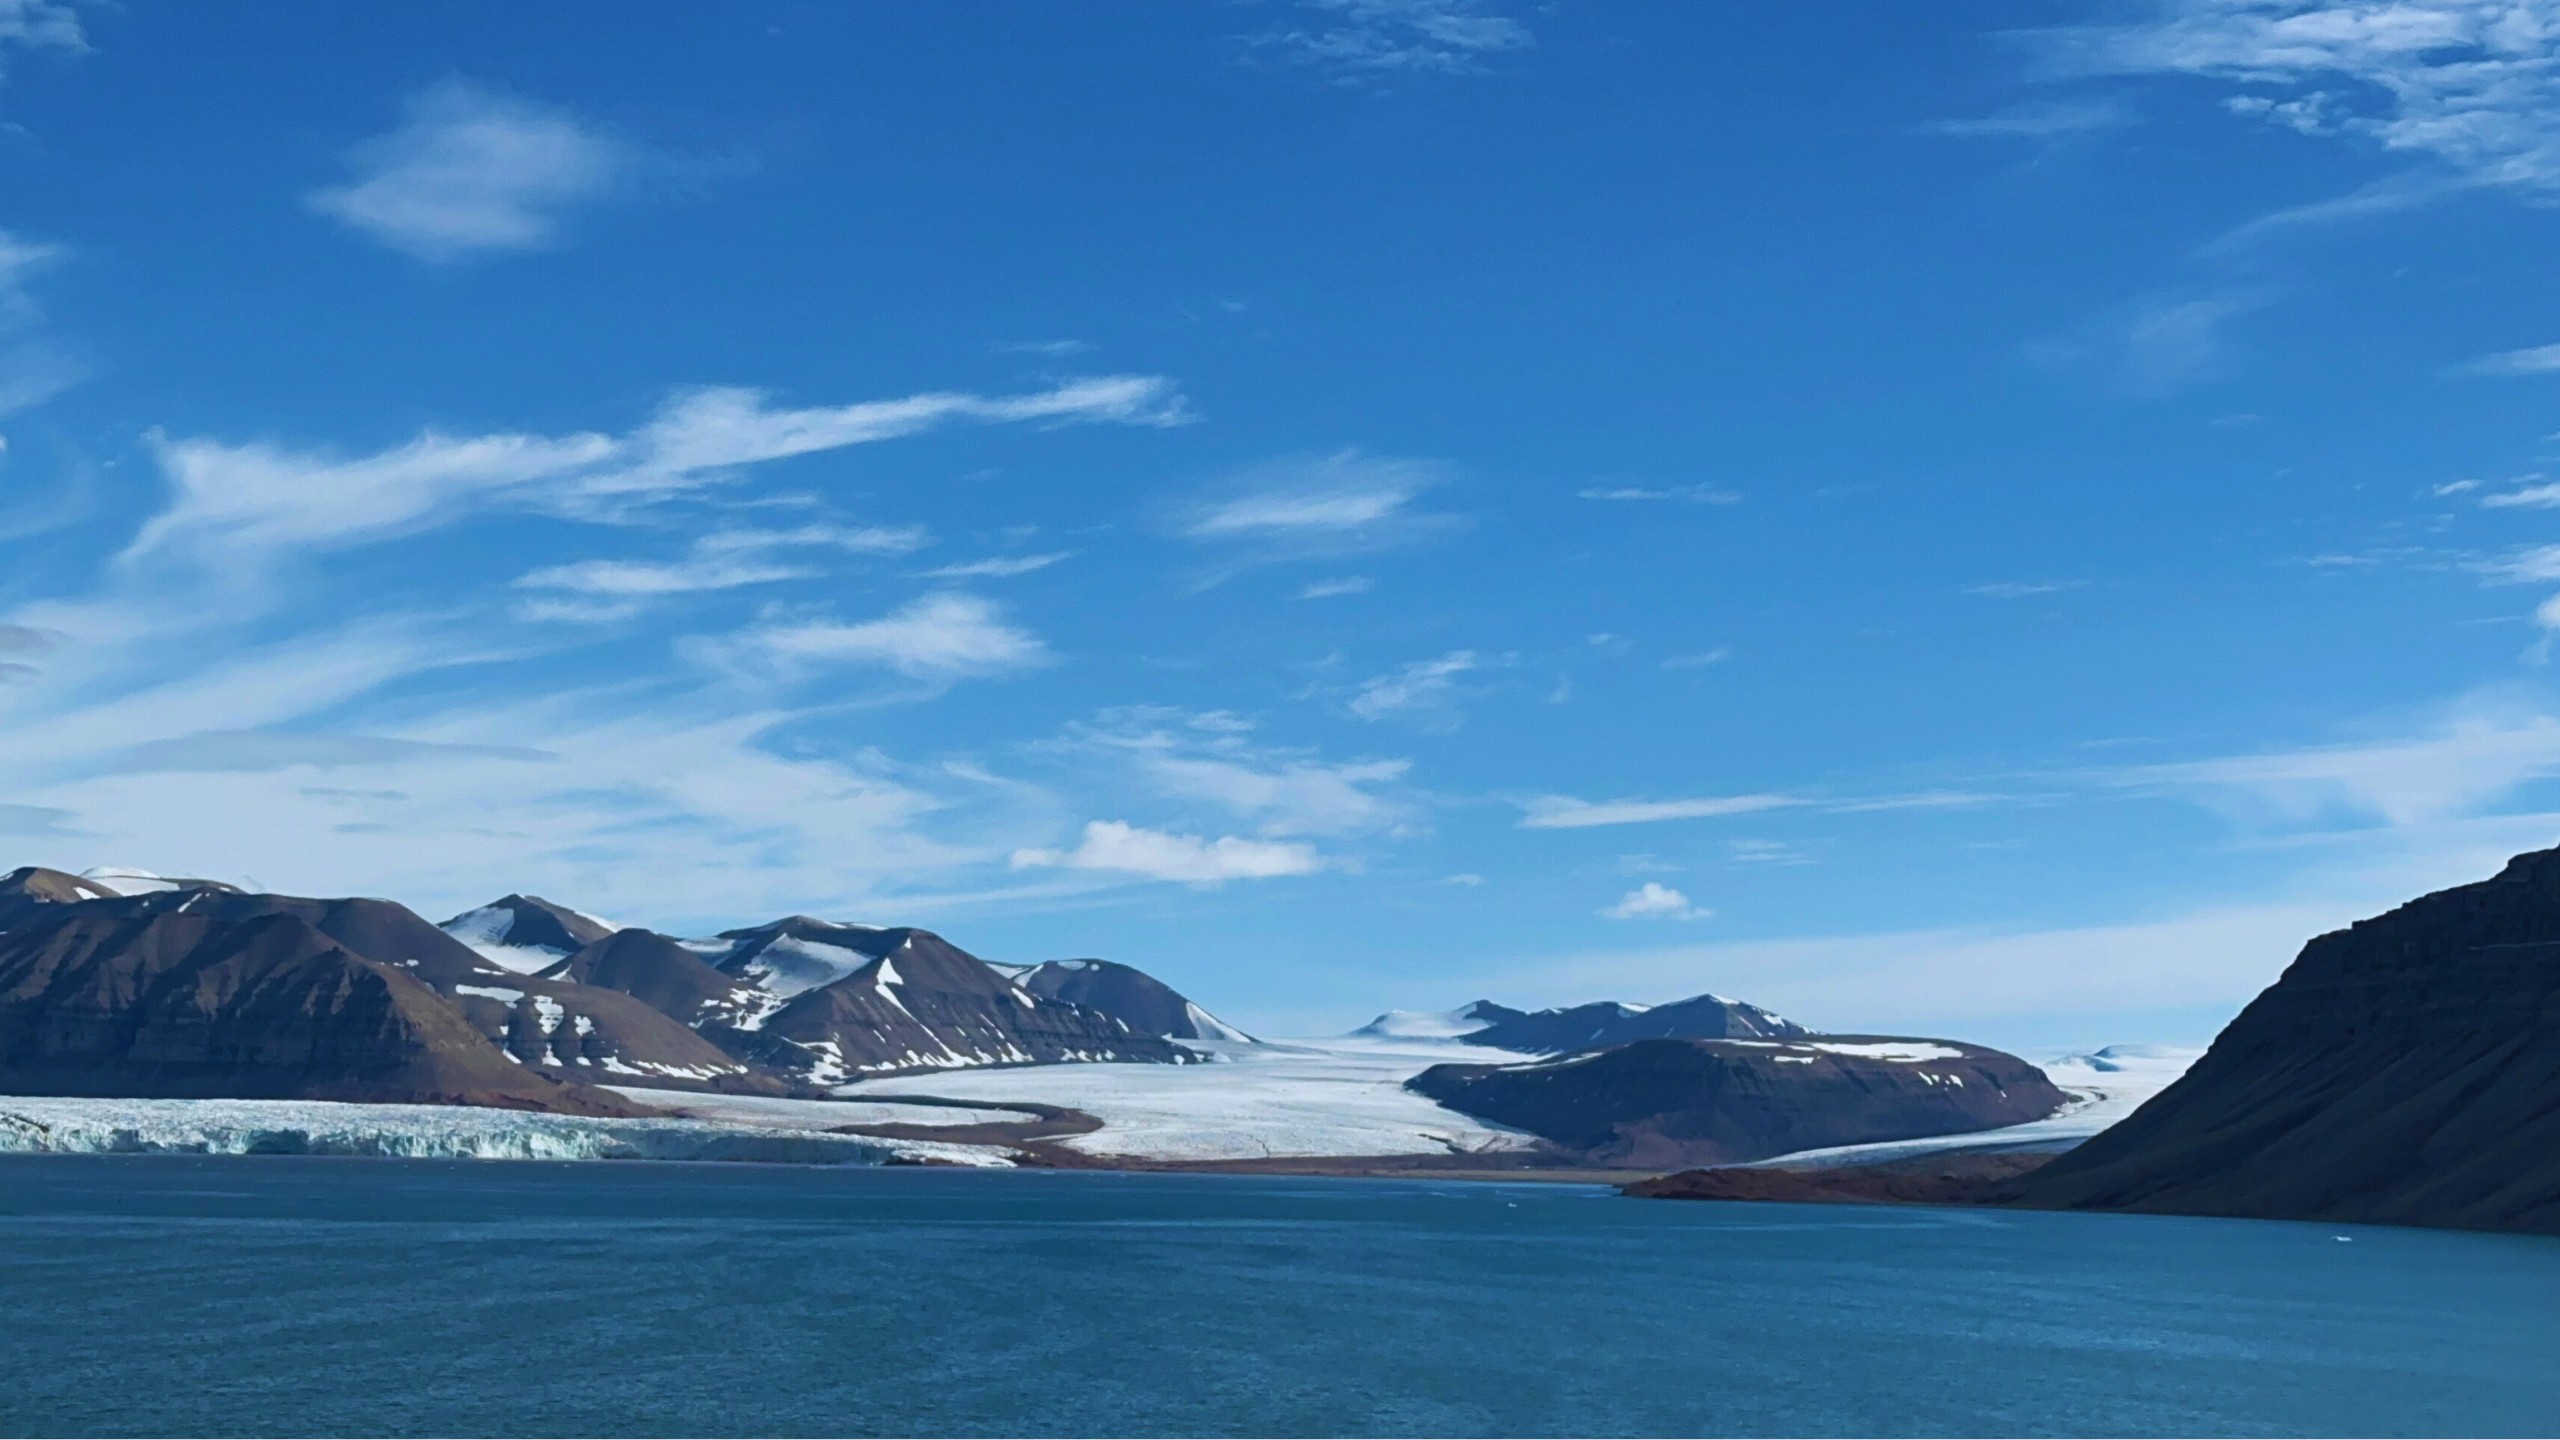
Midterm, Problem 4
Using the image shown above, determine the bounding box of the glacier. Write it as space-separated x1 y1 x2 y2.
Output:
0 1095 1012 1166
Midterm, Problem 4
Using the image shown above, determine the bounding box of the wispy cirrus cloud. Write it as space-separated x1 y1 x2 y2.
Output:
515 524 926 613
916 552 1070 580
1520 793 1796 829
1173 450 1455 580
2110 700 2560 827
1346 649 1477 724
707 592 1047 684
309 81 645 262
1249 0 1531 81
1011 819 1322 884
1924 96 2135 138
0 0 84 75
2051 0 2560 194
0 230 82 417
1969 580 2086 599
126 375 1183 567
2462 341 2560 376
1576 483 1742 504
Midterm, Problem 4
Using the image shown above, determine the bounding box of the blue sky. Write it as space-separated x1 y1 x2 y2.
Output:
7 1 2560 1048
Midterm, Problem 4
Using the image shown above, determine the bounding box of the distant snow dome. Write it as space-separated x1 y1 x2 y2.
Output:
79 866 240 895
1350 1003 1495 1040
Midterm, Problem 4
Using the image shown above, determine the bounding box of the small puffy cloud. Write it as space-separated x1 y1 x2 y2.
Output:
309 81 637 262
1347 649 1476 722
1520 793 1794 829
1011 819 1322 884
714 593 1047 682
1600 881 1708 921
917 552 1070 580
2462 343 2560 377
1443 872 1486 886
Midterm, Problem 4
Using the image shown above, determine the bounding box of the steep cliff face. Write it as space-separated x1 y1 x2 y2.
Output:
1410 1036 2066 1169
0 902 636 1112
2018 847 2560 1234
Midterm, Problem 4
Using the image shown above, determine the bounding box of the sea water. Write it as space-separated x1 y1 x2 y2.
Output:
0 1154 2552 1437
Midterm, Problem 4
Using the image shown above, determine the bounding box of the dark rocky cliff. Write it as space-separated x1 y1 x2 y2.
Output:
1411 1036 2066 1169
2016 846 2560 1234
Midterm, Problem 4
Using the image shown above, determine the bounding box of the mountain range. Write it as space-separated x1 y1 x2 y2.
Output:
0 867 1243 1108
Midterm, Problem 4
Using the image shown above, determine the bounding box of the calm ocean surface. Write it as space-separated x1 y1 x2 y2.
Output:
1 1154 2554 1438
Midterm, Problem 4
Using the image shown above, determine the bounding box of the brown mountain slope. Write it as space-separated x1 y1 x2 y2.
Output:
0 902 639 1112
1410 1036 2066 1169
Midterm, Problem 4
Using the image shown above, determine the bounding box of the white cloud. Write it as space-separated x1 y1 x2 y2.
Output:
1251 0 1531 80
1520 793 1795 829
132 428 619 564
1444 872 1486 886
1968 580 2086 598
516 553 811 599
125 376 1180 565
699 524 927 556
1575 484 1742 504
917 552 1070 580
2434 478 2483 495
2462 341 2560 376
1924 97 2135 137
2117 703 2560 826
2479 542 2560 583
1011 820 1322 884
0 0 83 73
620 376 1186 504
1600 881 1708 921
2062 0 2560 192
0 229 79 418
1661 648 1730 670
1347 649 1476 721
714 593 1047 682
2481 481 2560 509
309 81 635 262
1295 576 1374 599
516 525 926 603
1146 753 1410 837
1174 452 1453 577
